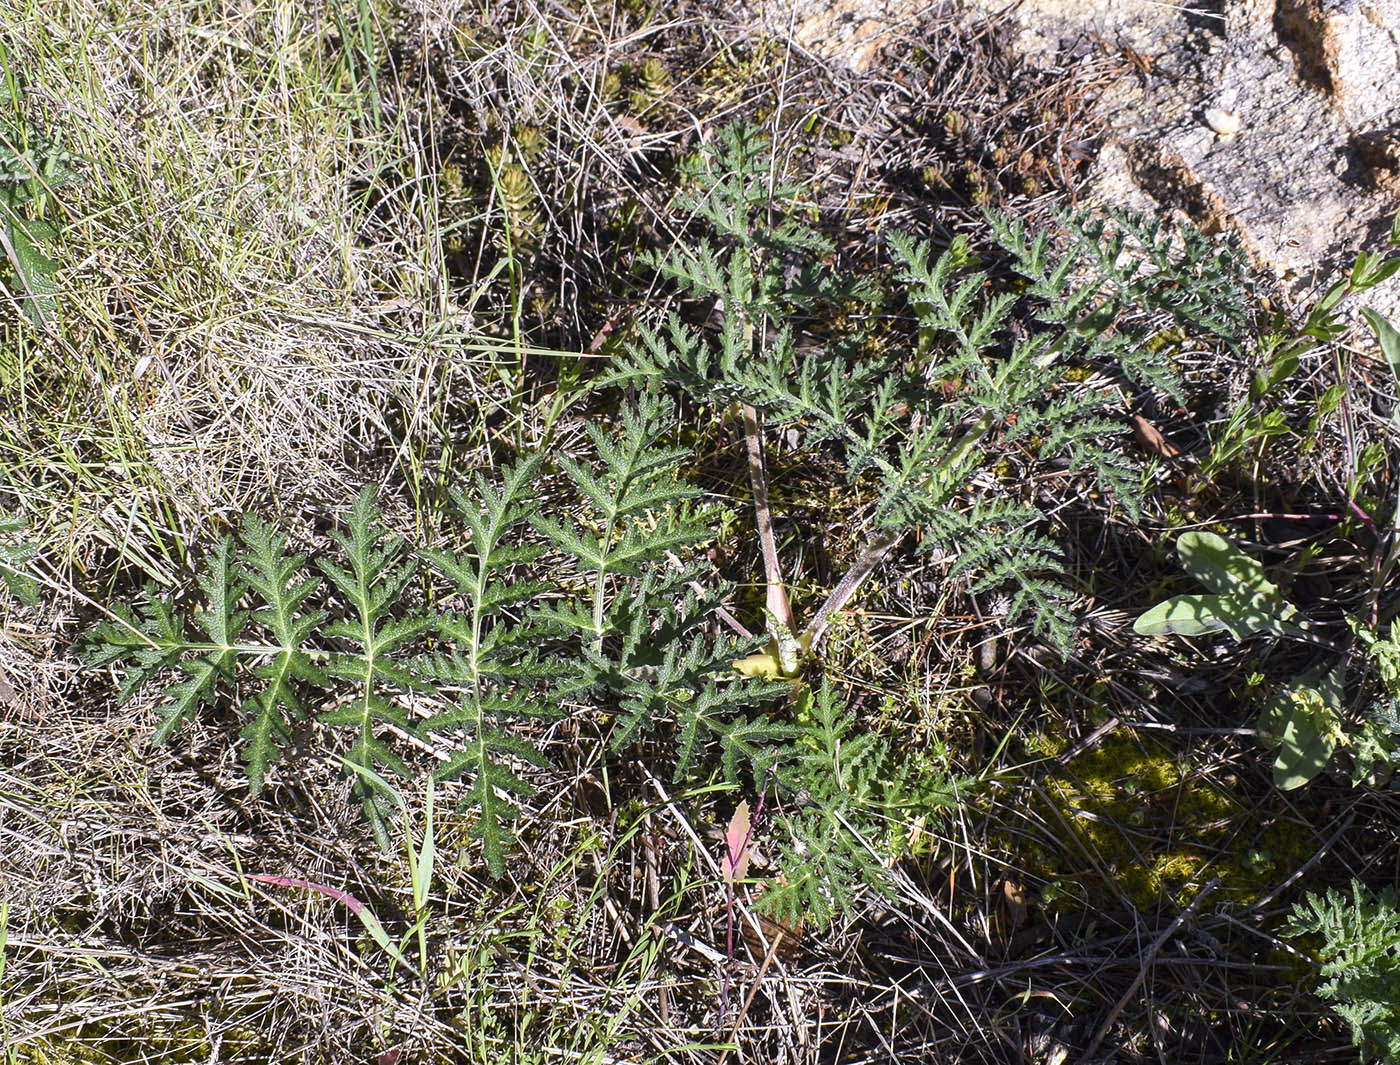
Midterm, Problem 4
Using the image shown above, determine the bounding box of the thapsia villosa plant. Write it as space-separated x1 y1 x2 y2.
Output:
618 122 1250 657
88 121 1249 922
87 408 794 870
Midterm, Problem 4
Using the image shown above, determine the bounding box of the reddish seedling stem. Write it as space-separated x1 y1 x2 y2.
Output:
245 872 369 917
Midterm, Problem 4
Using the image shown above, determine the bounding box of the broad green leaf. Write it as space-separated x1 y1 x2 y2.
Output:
4 212 61 326
1177 532 1291 611
1259 664 1345 790
1265 693 1333 790
1133 593 1299 640
1361 308 1400 391
1316 278 1349 316
1251 349 1298 401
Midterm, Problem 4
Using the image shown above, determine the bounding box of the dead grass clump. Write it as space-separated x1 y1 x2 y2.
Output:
1 0 509 583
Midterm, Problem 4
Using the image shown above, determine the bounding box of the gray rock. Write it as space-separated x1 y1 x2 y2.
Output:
960 0 1400 319
745 0 933 71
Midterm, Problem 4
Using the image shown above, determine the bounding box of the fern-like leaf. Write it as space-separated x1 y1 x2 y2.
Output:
0 509 39 605
154 536 248 745
534 394 706 650
763 681 894 927
238 515 327 794
763 680 961 928
420 457 553 876
1284 881 1400 1059
318 486 431 847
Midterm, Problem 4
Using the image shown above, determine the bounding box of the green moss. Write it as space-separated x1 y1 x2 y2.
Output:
12 1020 268 1065
1008 732 1317 912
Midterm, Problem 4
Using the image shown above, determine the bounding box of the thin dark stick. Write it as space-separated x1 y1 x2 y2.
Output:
1083 878 1219 1060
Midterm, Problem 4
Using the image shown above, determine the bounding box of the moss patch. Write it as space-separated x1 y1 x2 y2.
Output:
1007 731 1318 913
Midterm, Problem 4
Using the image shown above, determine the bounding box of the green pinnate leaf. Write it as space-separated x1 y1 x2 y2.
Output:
237 515 326 793
1283 881 1400 1059
418 457 554 874
431 698 546 878
0 509 39 605
151 536 247 746
315 486 432 842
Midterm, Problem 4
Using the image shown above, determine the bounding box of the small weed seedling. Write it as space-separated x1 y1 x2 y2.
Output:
1137 305 1400 789
0 509 38 604
1203 212 1400 482
0 46 79 328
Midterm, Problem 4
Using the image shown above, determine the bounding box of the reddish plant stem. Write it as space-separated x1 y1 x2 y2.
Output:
720 766 774 1020
245 872 367 919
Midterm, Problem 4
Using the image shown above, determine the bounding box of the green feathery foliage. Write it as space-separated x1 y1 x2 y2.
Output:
762 680 960 926
534 392 791 779
84 121 1254 915
81 427 792 870
238 515 327 795
86 486 435 849
986 207 1252 402
85 537 251 748
164 535 249 745
89 122 1239 904
420 456 554 877
1284 881 1400 1061
615 123 1227 653
317 487 433 846
0 509 38 605
85 425 792 875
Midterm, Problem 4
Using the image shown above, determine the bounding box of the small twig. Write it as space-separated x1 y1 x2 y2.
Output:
720 767 773 1017
682 577 754 640
715 929 786 1065
1243 814 1355 914
1227 510 1343 524
1083 877 1218 1060
585 308 626 354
